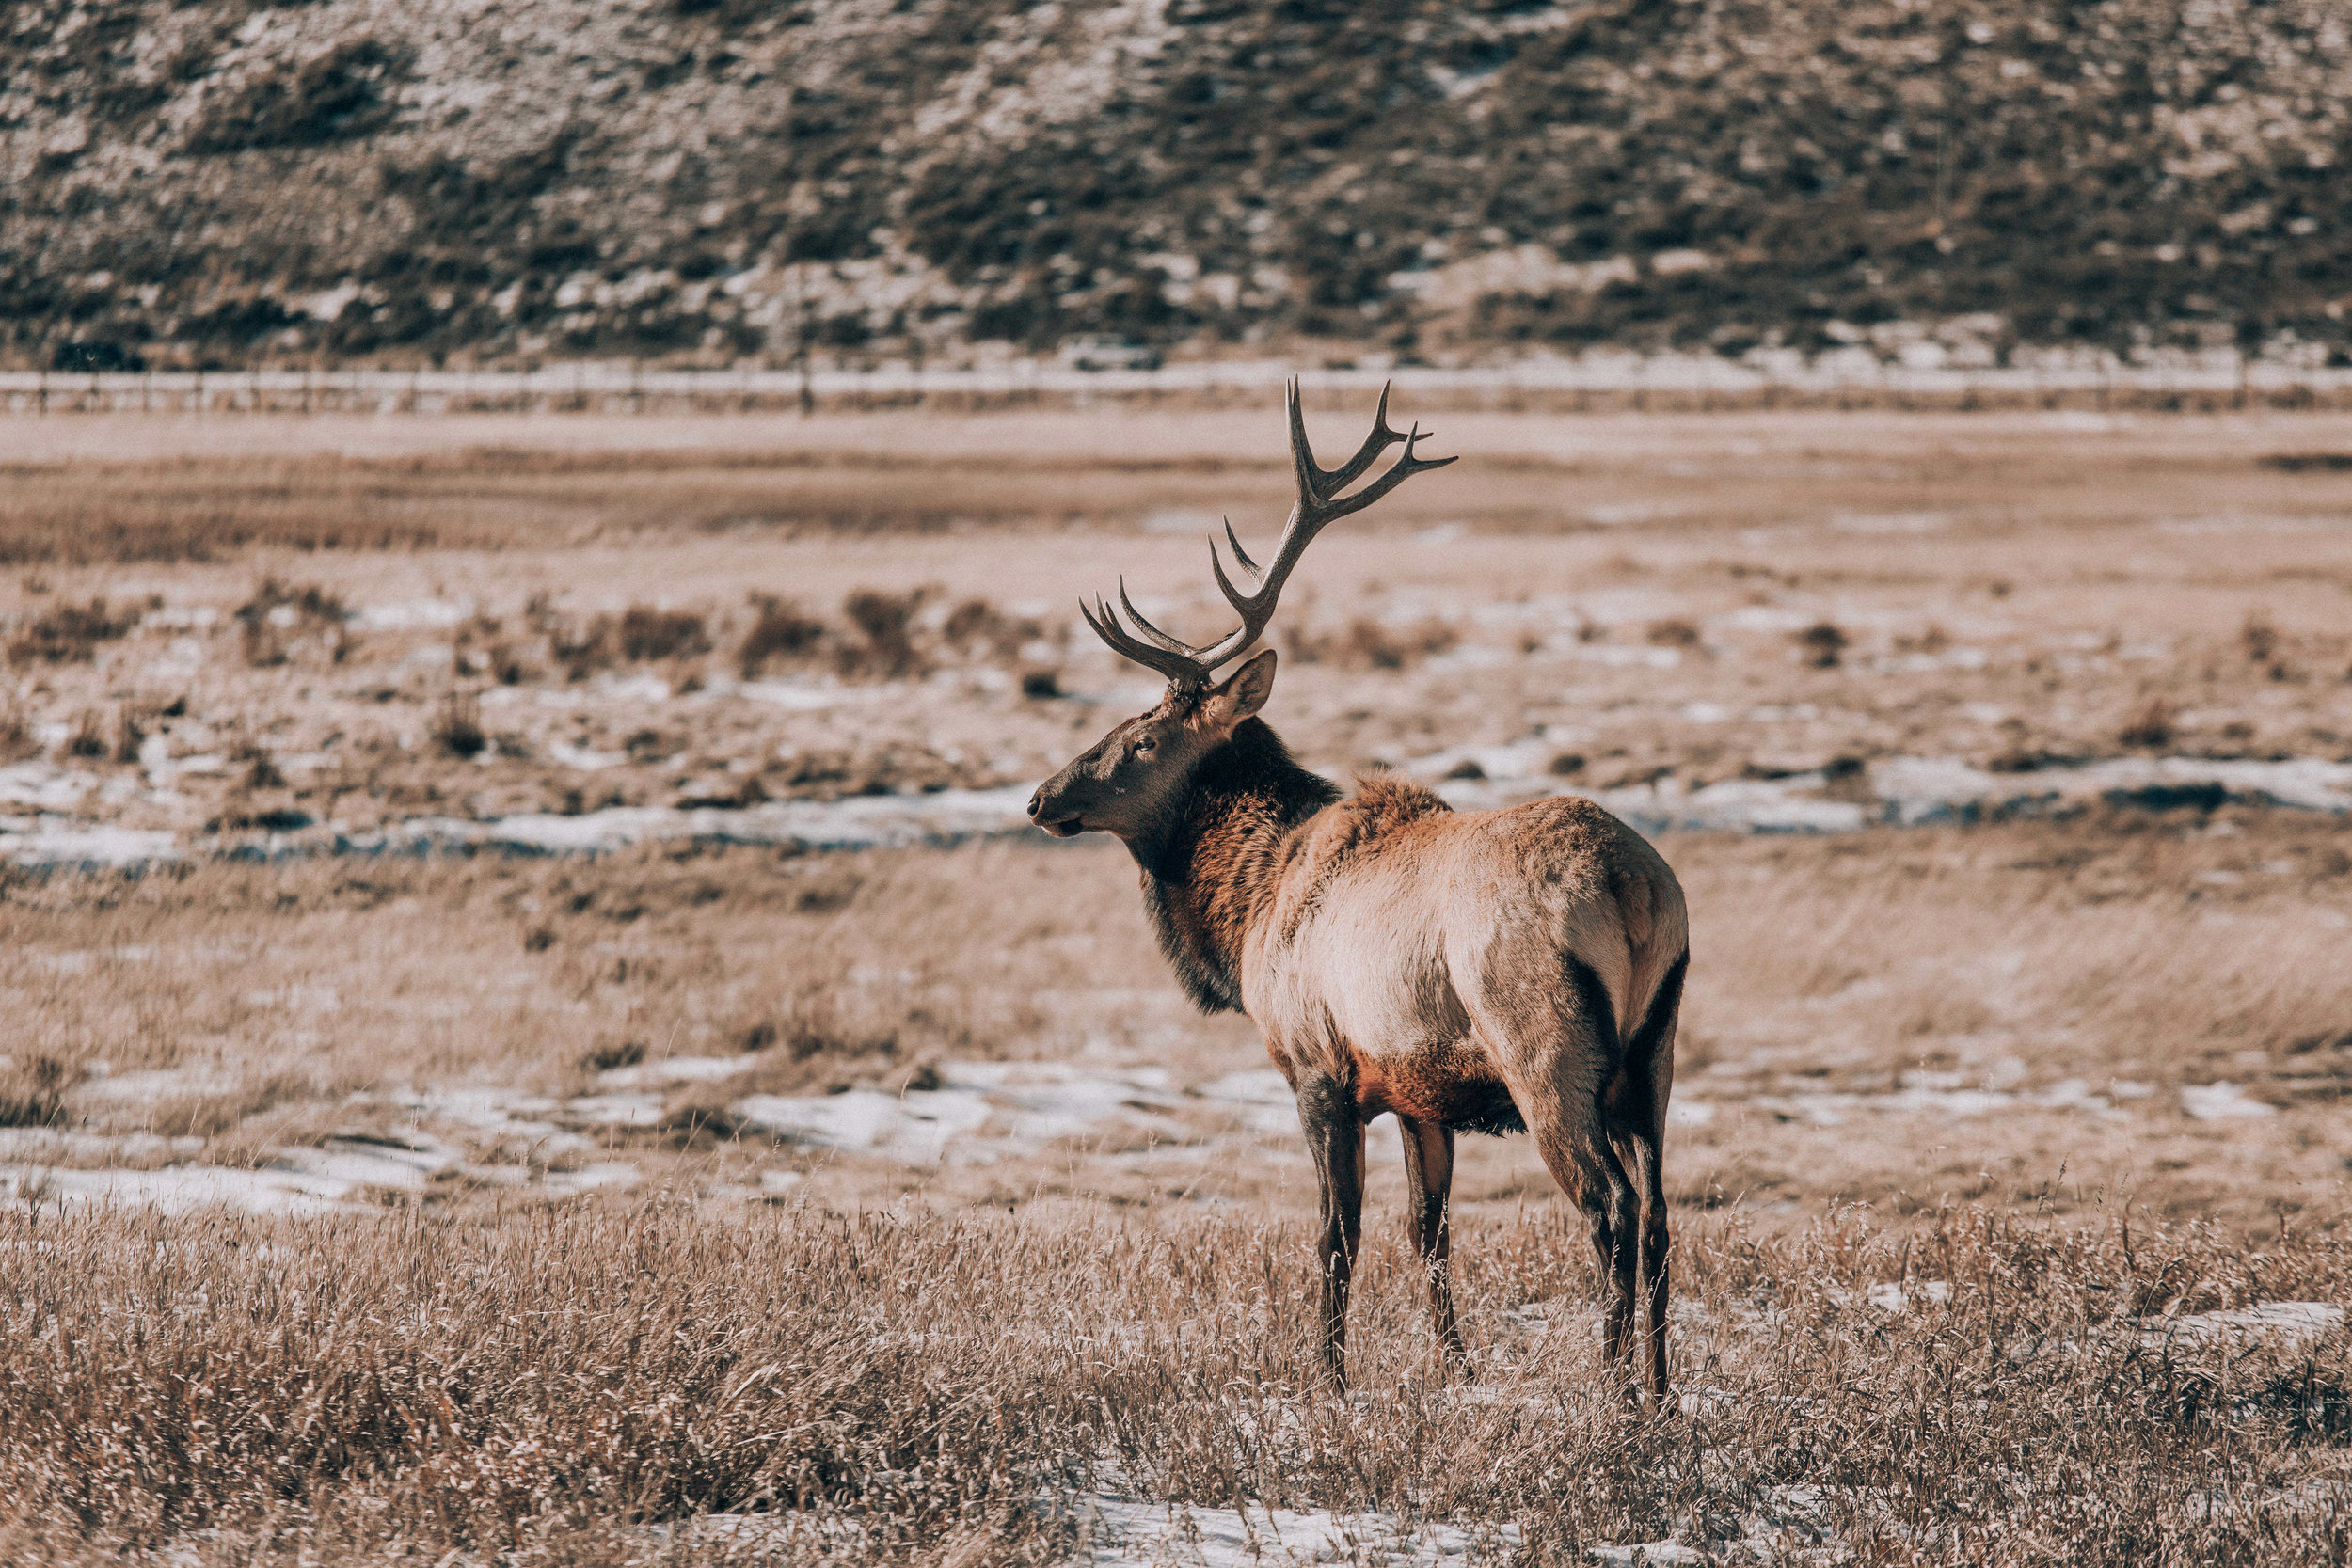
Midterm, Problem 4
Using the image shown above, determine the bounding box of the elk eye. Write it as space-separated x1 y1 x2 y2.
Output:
1132 736 1154 755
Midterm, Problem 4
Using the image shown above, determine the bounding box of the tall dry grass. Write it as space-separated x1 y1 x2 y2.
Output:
1682 825 2352 1084
0 1200 2342 1564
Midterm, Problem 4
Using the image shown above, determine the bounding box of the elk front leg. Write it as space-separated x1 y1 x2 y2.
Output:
1397 1114 1470 1373
1297 1074 1364 1389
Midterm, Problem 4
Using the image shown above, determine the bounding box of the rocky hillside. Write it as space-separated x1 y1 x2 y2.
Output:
6 0 2349 371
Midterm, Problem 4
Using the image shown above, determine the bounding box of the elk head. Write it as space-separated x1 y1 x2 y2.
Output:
1028 381 1454 844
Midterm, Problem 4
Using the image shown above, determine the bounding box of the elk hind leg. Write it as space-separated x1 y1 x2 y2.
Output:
1520 1067 1640 1389
1529 1098 1639 1386
1607 953 1687 1410
1606 1106 1669 1410
1397 1114 1470 1372
1502 958 1640 1392
1296 1073 1365 1389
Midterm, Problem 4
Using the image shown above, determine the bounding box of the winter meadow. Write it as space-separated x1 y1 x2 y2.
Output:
4 1 2352 1563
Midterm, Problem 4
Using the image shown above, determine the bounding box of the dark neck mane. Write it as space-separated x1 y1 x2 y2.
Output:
1132 719 1339 1014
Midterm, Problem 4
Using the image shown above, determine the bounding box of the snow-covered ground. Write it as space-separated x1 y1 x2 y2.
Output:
2 1045 2304 1220
3 751 2347 868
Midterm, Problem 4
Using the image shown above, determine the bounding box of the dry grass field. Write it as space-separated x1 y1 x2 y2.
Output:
0 401 2346 1563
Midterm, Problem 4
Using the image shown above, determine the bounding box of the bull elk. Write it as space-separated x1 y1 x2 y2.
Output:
1027 384 1691 1405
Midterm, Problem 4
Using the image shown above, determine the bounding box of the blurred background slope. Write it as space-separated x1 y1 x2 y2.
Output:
5 0 2347 372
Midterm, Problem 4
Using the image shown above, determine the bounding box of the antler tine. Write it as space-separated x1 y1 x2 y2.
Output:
1220 517 1261 579
1285 379 1409 500
1183 396 1455 673
1320 381 1411 495
1311 422 1458 525
1209 532 1256 621
1115 578 1199 656
1079 594 1209 687
1284 378 1327 507
1084 387 1454 686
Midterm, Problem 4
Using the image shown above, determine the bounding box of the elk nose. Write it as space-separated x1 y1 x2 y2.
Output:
1025 785 1044 819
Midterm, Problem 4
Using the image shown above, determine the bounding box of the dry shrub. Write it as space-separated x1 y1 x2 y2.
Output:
558 604 712 677
2243 611 2278 665
111 701 153 765
622 727 675 763
579 1038 645 1071
1286 616 1457 671
1794 620 1848 668
838 588 930 679
485 641 537 685
0 695 36 762
2120 696 2176 751
941 596 1046 661
1645 617 1702 648
1894 623 1952 655
739 592 1043 681
238 743 286 790
613 606 711 662
0 1055 72 1127
431 691 487 759
63 709 108 759
739 594 827 678
8 597 135 664
236 578 350 668
778 990 902 1062
548 619 606 678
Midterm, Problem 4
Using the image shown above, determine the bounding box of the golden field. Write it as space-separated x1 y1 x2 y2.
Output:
0 401 2344 1563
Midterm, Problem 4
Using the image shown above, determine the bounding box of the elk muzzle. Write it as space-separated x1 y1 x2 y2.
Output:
1026 777 1086 837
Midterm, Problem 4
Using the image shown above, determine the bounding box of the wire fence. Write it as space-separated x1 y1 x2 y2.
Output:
4 354 2348 416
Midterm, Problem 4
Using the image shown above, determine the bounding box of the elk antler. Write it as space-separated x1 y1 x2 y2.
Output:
1082 379 1455 688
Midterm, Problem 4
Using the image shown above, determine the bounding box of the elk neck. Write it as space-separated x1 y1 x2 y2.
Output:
1130 717 1340 1014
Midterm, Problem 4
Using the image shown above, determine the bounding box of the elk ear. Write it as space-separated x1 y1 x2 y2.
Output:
1202 648 1278 730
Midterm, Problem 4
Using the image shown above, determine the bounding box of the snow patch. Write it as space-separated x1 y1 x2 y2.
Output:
736 1086 991 1164
595 672 672 704
0 820 182 867
2137 1302 2344 1349
597 1054 760 1090
1083 1494 1517 1567
1748 1081 2123 1127
351 598 471 631
1197 1068 1299 1134
1 1162 358 1217
1865 1280 1952 1313
2181 1081 2278 1120
0 764 97 810
736 1063 1193 1166
1586 1544 1708 1567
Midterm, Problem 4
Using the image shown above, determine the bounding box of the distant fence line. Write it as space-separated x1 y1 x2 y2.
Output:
5 356 2351 416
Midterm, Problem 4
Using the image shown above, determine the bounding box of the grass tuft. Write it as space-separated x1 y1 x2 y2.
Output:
9 597 135 665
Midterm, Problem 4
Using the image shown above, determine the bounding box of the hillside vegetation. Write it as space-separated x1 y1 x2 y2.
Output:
4 0 2348 370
